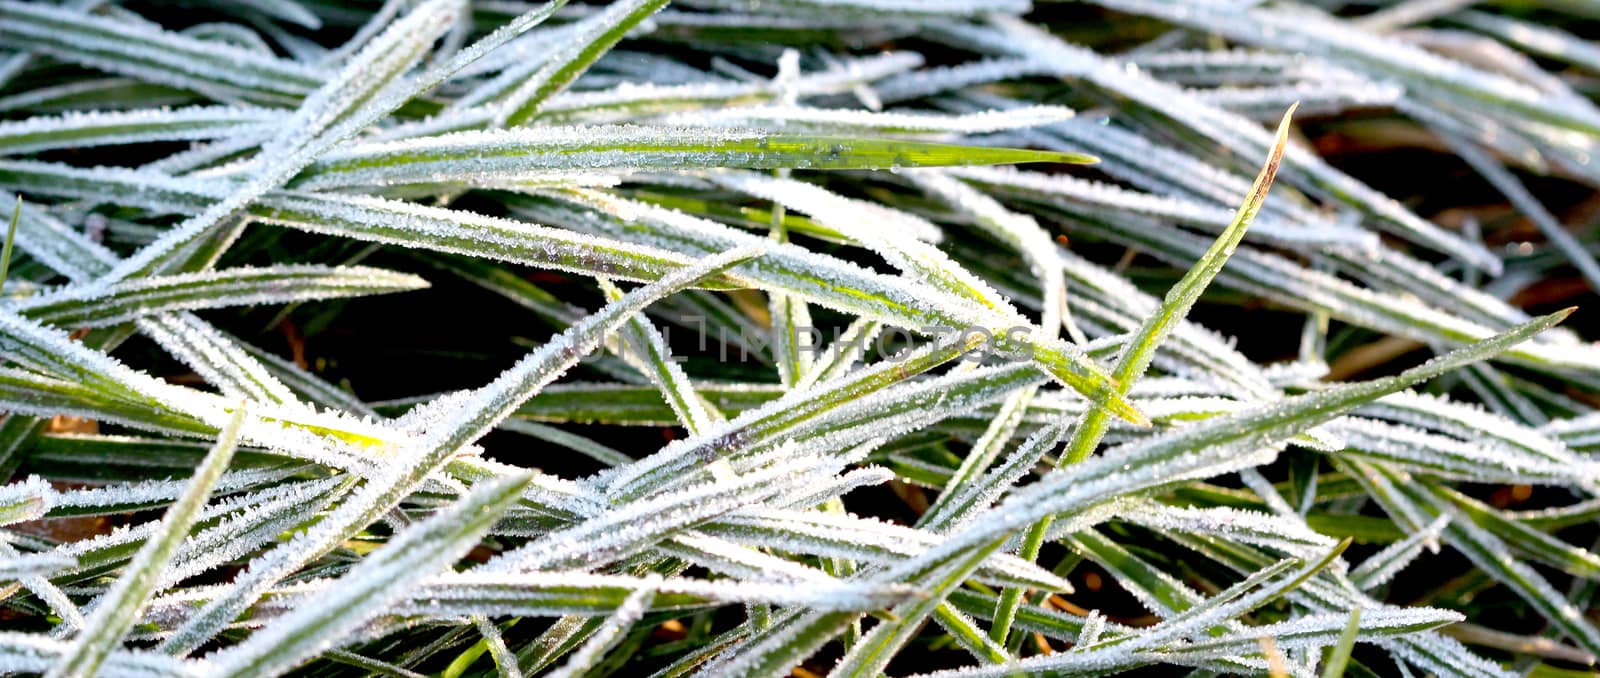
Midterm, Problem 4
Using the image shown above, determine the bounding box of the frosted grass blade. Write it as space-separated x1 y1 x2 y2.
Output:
96 0 567 286
548 190 1143 427
829 536 1012 677
1398 474 1600 657
0 633 208 677
0 474 52 526
1075 102 1291 465
1440 132 1600 292
677 0 1030 16
1349 516 1450 591
888 308 1571 606
229 571 924 618
15 265 428 329
0 107 278 156
293 126 1096 190
1053 208 1600 377
498 0 667 126
211 472 533 678
597 278 717 434
543 584 655 678
708 170 1014 311
1432 484 1600 579
0 0 320 105
1087 0 1600 136
938 19 1502 272
158 246 764 654
0 169 747 290
992 105 1293 643
911 608 1461 677
661 104 1078 135
49 405 247 678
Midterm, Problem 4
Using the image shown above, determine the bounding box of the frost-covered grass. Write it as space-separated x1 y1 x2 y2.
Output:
0 0 1599 676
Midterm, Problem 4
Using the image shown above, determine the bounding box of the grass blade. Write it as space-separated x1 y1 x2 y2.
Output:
212 471 535 678
49 404 247 678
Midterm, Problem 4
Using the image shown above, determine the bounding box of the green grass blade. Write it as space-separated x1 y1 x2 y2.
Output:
0 474 51 526
0 0 319 105
212 471 535 678
48 404 247 678
0 106 277 156
599 277 719 434
0 196 17 298
499 0 666 126
1323 607 1363 678
17 265 428 329
990 105 1296 644
157 246 764 655
293 129 1097 190
830 536 1012 677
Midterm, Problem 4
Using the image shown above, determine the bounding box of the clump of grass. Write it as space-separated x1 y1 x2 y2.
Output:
0 1 1598 676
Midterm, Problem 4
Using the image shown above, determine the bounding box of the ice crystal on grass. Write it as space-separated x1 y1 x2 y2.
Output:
13 265 430 328
660 104 1078 136
1350 515 1452 591
0 106 280 157
210 472 532 677
0 474 53 525
50 408 247 678
1111 499 1338 559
